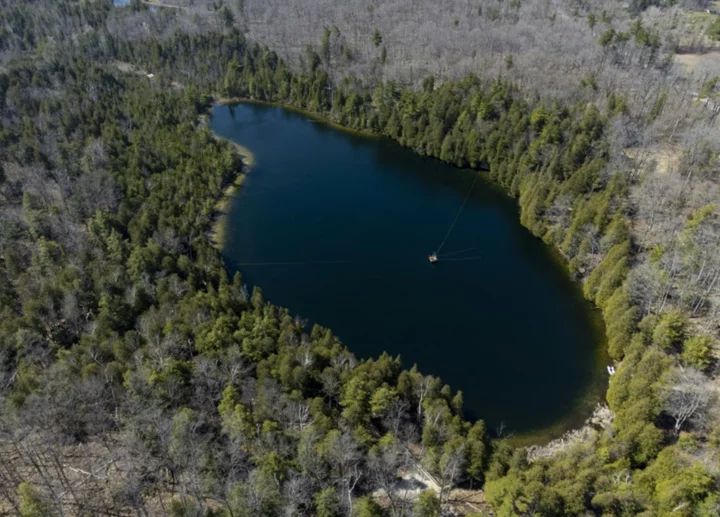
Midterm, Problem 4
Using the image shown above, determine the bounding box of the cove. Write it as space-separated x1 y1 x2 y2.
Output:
212 102 608 440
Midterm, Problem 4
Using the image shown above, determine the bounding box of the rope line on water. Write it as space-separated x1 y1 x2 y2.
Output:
441 255 484 262
439 246 478 257
234 260 354 266
234 254 484 266
435 173 480 254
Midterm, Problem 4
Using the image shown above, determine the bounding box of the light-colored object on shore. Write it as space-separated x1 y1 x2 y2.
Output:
527 405 615 462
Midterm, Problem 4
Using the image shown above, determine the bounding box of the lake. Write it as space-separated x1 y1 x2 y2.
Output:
212 102 608 439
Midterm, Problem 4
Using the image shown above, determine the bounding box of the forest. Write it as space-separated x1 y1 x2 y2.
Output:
1 0 719 516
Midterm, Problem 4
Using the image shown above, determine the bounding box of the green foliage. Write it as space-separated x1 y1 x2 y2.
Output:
369 385 399 417
699 77 719 99
604 288 640 360
314 487 341 517
607 92 628 115
587 13 596 30
17 483 49 517
683 203 717 236
636 447 715 516
630 20 659 48
708 16 720 41
169 496 200 517
353 496 384 517
414 490 442 517
599 28 616 47
681 335 714 371
321 27 332 62
466 420 488 484
652 310 687 350
220 5 235 28
647 89 667 122
584 241 632 307
607 345 672 465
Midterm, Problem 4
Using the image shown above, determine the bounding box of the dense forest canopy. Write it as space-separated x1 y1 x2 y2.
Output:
0 0 719 516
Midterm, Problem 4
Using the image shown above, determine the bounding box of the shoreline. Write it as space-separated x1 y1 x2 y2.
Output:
206 97 377 251
215 97 381 139
208 137 256 250
503 307 609 447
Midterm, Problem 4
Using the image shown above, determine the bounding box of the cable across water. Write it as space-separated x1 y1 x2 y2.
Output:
233 260 354 266
434 172 481 255
236 174 483 267
439 246 478 258
234 253 484 266
441 255 485 262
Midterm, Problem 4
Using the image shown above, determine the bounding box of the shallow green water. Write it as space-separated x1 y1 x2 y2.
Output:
212 102 608 437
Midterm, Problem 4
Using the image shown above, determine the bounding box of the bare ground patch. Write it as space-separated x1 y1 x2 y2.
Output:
675 51 720 73
624 146 683 177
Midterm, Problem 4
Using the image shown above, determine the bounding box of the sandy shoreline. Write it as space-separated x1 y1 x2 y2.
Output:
208 140 255 250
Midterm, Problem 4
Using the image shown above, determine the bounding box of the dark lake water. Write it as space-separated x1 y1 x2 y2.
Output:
212 103 607 438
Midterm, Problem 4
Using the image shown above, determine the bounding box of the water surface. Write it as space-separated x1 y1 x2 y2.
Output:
212 103 607 437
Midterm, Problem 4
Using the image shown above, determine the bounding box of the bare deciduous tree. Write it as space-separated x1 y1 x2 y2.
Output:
663 367 716 434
